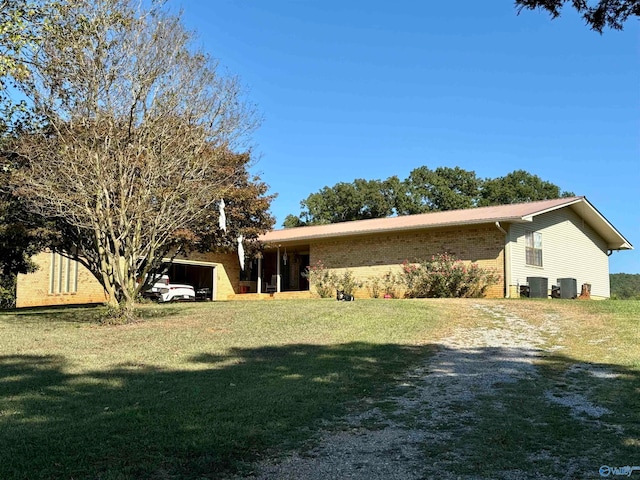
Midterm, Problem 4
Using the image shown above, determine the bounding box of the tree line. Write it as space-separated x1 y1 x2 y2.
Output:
610 274 640 300
284 167 574 227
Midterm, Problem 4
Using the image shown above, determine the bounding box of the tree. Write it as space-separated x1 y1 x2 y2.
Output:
187 150 275 254
292 178 395 226
0 161 48 276
285 167 572 226
0 0 64 135
478 170 574 206
282 214 306 228
1 0 59 308
399 166 481 215
6 0 268 318
515 0 640 32
610 273 640 299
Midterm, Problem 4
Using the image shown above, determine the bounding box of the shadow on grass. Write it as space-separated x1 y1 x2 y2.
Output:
420 351 640 479
1 344 638 480
1 303 105 323
1 302 185 323
0 342 427 480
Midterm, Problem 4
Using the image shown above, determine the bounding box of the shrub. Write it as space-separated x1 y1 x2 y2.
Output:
336 270 362 296
302 261 338 298
381 270 402 298
401 253 499 298
366 276 382 298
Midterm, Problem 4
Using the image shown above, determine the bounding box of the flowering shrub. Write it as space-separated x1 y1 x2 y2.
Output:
401 253 499 298
302 261 337 298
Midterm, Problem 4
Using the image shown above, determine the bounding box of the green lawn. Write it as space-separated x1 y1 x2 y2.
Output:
0 299 638 479
0 299 449 480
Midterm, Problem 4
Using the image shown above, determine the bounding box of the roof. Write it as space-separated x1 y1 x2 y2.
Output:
260 196 633 251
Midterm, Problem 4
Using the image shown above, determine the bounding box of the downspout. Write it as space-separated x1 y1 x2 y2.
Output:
495 222 511 298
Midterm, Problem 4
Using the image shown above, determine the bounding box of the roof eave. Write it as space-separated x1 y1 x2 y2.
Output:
260 216 531 245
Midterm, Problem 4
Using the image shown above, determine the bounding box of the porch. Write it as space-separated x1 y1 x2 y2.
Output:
237 244 311 296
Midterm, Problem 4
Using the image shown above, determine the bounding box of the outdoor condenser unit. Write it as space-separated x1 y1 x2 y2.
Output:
557 278 577 299
527 277 548 298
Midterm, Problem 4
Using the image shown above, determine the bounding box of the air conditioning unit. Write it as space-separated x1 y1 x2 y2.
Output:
527 277 548 298
557 278 577 299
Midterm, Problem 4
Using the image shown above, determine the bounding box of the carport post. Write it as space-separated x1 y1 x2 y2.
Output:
276 246 281 293
257 254 262 294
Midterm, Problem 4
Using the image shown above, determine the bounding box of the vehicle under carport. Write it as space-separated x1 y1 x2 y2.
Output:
163 260 216 301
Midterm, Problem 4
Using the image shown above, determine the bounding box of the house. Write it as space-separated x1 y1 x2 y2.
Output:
14 196 632 307
255 196 632 299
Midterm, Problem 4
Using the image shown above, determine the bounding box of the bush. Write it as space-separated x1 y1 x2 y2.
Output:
381 270 402 298
303 263 363 298
401 253 499 298
366 276 382 298
336 270 362 296
302 261 338 298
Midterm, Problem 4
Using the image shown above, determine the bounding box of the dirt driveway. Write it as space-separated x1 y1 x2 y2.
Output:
239 301 622 480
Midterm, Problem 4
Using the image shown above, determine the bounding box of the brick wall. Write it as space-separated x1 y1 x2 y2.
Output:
16 251 108 308
309 224 505 298
177 251 241 300
16 250 242 307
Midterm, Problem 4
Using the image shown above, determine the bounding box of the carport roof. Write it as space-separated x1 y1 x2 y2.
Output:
260 196 633 251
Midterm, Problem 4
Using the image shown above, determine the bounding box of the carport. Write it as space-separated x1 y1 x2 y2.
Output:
162 258 216 301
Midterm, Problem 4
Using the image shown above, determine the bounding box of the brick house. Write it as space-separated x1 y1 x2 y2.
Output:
14 196 632 306
256 196 632 300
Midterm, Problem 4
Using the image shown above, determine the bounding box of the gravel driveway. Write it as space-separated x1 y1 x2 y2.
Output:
237 302 612 480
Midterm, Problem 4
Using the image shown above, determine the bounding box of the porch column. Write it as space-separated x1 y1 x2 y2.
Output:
257 255 262 294
276 246 281 293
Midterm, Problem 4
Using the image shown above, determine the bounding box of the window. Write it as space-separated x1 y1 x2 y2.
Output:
525 231 543 267
49 252 78 294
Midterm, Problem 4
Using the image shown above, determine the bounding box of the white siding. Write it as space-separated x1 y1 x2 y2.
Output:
508 208 610 298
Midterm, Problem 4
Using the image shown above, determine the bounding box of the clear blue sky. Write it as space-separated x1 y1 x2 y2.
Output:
176 1 639 274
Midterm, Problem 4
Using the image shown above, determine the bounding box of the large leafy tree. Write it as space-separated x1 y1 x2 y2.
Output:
5 0 271 317
399 166 481 215
288 178 396 226
189 150 275 253
478 170 574 206
285 167 572 226
515 0 640 32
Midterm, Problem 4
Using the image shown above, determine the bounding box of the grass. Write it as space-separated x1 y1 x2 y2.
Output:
1 298 638 479
0 299 451 480
422 299 640 479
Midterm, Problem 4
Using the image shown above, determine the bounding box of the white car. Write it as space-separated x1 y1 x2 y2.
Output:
143 275 196 303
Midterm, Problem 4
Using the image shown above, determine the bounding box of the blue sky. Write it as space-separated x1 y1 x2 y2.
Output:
177 1 639 274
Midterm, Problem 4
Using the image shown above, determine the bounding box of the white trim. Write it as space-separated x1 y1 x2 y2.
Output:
162 258 219 267
276 247 281 293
